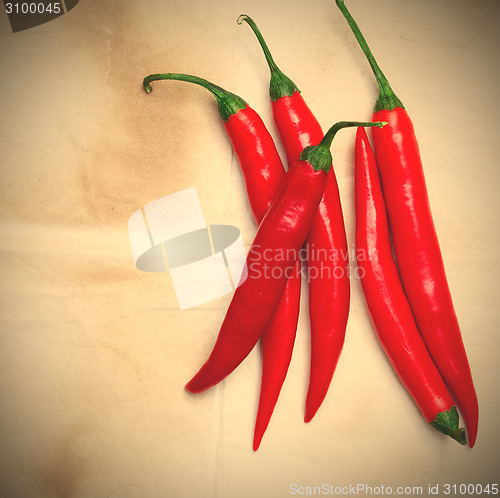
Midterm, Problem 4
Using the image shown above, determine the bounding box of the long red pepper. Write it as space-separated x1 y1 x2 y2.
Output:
355 127 466 444
142 73 300 449
238 14 351 423
336 0 478 447
184 120 383 394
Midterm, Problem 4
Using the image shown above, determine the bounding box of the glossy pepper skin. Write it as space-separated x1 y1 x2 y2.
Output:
184 121 381 394
223 107 285 222
185 159 324 393
253 265 300 450
336 0 478 447
355 127 466 444
142 73 301 444
238 14 350 423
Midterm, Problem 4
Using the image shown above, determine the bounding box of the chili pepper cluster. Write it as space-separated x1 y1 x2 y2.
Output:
142 0 478 450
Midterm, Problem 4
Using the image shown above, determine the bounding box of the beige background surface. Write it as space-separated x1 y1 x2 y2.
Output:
1 0 499 496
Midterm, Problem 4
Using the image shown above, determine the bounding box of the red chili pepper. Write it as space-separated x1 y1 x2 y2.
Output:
184 120 383 394
142 73 300 449
355 127 466 444
336 0 478 447
238 14 350 423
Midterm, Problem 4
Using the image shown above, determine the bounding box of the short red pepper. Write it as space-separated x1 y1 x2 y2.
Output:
355 127 466 444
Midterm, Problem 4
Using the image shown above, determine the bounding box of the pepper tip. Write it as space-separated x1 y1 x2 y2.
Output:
304 402 319 424
430 406 468 446
184 379 199 394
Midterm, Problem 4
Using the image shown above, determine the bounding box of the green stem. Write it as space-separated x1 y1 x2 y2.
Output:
430 406 467 445
301 120 386 172
335 0 404 112
142 73 247 122
237 14 299 101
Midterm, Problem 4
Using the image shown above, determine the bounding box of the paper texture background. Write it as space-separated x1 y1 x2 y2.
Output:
0 0 499 496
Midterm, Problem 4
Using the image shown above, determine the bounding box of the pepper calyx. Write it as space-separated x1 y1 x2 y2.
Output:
375 92 405 113
300 120 386 173
430 406 467 445
269 69 300 102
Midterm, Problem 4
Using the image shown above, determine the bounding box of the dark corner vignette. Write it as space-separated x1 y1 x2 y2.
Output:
4 0 79 33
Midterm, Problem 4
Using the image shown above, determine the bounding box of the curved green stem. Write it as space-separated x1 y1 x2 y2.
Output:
335 0 404 112
237 14 299 101
430 406 467 445
142 73 247 122
301 120 386 172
